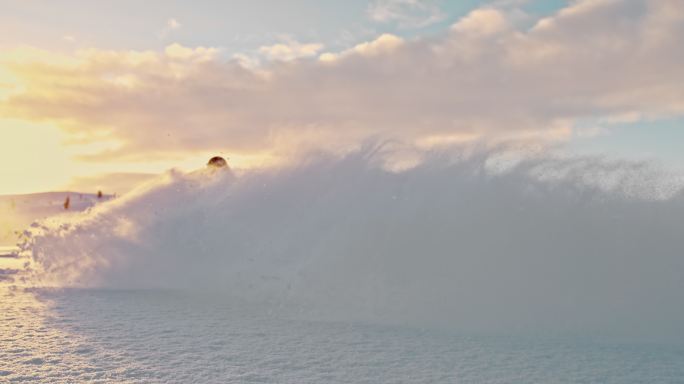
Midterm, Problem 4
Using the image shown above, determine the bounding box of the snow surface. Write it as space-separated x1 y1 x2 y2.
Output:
1 286 684 383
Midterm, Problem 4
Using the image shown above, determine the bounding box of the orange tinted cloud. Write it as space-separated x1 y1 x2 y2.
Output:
0 0 682 164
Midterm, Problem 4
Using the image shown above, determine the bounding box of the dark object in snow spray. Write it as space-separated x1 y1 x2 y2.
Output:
207 156 229 169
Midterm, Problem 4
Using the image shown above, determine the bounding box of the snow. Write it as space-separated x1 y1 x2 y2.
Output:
3 148 684 382
0 192 112 246
16 149 684 339
1 286 683 383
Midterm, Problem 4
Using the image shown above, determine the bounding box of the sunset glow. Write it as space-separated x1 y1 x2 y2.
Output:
2 1 684 382
1 0 683 196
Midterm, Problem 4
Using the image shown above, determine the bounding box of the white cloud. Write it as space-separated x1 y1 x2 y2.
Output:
258 37 324 61
158 17 182 39
367 0 446 28
164 43 218 61
319 33 404 62
451 8 510 36
167 18 181 30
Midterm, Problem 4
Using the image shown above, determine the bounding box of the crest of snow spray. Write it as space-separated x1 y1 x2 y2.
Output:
17 147 684 339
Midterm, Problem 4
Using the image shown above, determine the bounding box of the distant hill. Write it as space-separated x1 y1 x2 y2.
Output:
0 192 114 246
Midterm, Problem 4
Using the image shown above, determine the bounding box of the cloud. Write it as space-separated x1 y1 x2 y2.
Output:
367 0 447 28
167 18 181 30
258 37 324 61
319 33 404 62
158 18 182 39
451 8 510 36
0 0 682 162
164 43 218 61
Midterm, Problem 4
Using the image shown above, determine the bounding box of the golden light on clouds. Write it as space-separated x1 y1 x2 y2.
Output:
0 46 274 194
0 119 71 194
0 66 22 101
0 117 276 195
0 118 276 195
0 0 683 195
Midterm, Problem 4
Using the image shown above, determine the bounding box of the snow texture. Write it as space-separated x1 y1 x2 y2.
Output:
15 147 684 339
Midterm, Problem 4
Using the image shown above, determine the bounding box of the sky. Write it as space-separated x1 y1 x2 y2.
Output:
0 0 682 195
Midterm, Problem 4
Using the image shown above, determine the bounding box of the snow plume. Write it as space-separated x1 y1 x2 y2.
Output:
18 146 684 339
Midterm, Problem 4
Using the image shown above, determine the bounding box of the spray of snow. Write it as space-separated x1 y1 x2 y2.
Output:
17 146 684 338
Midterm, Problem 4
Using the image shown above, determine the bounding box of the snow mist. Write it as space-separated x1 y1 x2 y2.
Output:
18 147 684 340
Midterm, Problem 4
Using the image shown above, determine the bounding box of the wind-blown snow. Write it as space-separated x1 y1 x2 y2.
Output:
0 192 111 246
18 146 684 339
